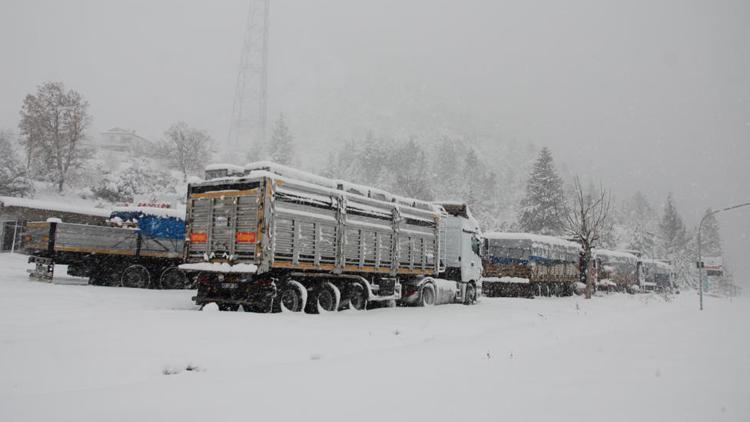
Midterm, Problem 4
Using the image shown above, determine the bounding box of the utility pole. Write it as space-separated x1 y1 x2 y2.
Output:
697 201 750 310
227 0 270 163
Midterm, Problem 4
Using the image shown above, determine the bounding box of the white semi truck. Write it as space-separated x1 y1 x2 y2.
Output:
181 162 482 313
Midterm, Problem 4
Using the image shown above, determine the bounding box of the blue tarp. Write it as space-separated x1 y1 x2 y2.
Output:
110 211 185 240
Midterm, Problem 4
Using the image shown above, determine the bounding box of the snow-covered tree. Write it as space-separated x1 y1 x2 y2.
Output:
657 193 694 288
431 137 462 199
699 208 722 256
161 122 212 182
658 193 688 257
619 191 658 254
18 81 91 192
268 114 294 165
92 164 176 204
564 177 612 299
0 130 34 197
518 147 566 235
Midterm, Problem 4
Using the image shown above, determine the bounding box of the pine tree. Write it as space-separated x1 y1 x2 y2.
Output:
0 130 34 197
268 114 294 165
624 191 657 255
658 193 688 257
518 147 566 235
658 193 694 288
700 208 722 256
385 139 432 200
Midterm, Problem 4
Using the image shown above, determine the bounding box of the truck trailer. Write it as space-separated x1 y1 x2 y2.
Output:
22 207 188 289
182 162 483 313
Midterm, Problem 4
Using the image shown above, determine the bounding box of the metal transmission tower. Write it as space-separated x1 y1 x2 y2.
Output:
226 0 270 162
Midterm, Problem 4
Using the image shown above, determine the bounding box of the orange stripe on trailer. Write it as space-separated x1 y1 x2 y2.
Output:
235 231 256 243
190 232 208 243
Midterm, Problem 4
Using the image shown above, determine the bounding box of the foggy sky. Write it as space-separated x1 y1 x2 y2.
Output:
1 0 748 281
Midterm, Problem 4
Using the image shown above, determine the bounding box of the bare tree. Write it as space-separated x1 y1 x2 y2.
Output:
565 177 612 299
18 82 91 192
162 122 212 182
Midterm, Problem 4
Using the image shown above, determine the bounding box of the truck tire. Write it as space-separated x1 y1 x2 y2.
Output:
309 282 340 313
420 283 436 306
464 283 477 305
159 267 188 290
348 282 368 310
121 265 150 289
279 280 306 312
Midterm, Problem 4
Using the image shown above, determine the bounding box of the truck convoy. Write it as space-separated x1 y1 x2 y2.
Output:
179 162 483 312
19 161 677 308
481 232 581 297
23 207 188 289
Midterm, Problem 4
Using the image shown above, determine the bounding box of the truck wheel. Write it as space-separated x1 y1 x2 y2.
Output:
309 282 340 313
464 283 477 305
120 265 150 288
279 281 306 312
348 282 368 310
160 267 188 289
420 283 436 306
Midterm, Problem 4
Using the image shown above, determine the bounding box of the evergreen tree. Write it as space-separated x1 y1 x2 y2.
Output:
268 114 294 165
0 130 34 197
624 191 658 255
658 193 688 257
518 147 566 235
658 193 694 288
385 139 432 200
699 208 722 256
432 137 462 199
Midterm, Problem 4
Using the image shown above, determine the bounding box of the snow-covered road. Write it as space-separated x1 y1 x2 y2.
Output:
0 253 747 421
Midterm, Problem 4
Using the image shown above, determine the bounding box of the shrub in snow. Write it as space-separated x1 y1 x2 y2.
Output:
92 165 176 203
0 131 34 197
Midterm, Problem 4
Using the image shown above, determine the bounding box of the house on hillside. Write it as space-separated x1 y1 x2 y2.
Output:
0 197 109 252
99 127 153 155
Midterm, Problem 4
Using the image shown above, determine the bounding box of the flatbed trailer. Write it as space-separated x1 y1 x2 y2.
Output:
22 209 187 289
183 162 483 313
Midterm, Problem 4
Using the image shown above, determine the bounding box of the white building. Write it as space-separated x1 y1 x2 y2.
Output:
98 127 152 155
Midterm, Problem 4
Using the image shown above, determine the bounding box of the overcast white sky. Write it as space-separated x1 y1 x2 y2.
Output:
1 0 748 280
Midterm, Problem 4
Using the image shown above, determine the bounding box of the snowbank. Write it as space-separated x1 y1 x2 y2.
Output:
1 252 747 422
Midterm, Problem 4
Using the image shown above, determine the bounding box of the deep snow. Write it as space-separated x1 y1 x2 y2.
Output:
0 253 747 422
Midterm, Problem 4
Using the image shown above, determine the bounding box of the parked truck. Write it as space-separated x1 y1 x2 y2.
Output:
181 161 483 313
22 207 188 289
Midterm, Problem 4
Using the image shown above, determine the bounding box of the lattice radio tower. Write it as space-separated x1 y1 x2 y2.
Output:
226 0 270 162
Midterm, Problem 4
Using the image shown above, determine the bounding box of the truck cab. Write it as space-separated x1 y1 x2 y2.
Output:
439 203 483 283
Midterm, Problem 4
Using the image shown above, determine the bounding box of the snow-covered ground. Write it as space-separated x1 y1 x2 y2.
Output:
0 253 747 422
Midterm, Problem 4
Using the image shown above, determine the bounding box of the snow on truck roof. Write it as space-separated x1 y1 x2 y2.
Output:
484 232 581 251
110 206 186 220
202 161 443 213
593 249 638 263
0 196 111 217
640 258 673 271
